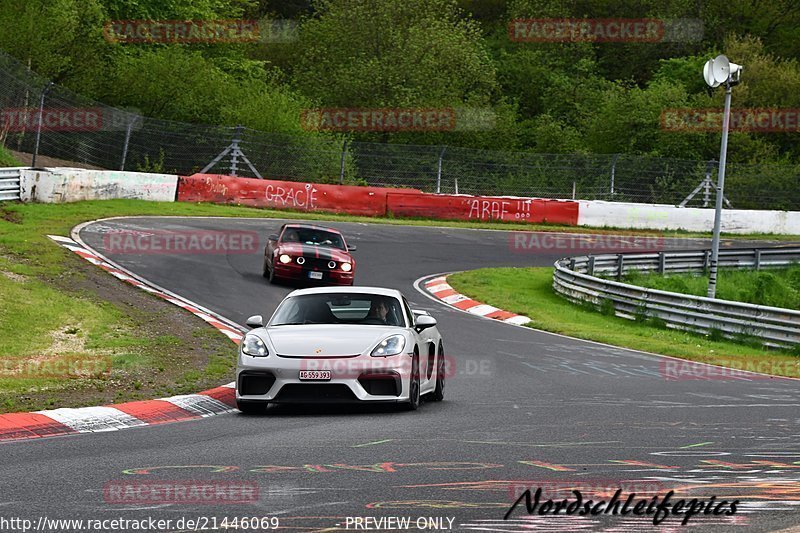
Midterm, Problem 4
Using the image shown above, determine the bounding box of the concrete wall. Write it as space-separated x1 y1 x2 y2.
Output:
578 200 800 234
15 167 800 235
20 168 177 203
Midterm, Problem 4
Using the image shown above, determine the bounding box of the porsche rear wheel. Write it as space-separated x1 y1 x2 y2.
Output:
431 341 445 402
405 352 421 411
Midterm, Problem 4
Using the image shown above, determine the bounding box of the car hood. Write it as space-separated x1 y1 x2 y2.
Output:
277 243 351 262
264 325 400 357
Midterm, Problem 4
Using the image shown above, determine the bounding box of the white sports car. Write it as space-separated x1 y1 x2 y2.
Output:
236 287 445 412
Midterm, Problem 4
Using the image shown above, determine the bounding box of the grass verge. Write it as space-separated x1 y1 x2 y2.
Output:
0 145 21 167
621 266 800 310
448 267 800 377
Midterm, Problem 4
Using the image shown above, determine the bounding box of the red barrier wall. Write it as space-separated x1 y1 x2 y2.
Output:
387 192 579 225
177 174 422 216
176 174 579 225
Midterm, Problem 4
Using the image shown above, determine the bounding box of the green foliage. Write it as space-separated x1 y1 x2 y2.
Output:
599 298 616 316
294 0 497 107
3 0 800 168
707 328 725 342
0 0 108 92
136 149 166 173
101 0 255 19
0 145 21 167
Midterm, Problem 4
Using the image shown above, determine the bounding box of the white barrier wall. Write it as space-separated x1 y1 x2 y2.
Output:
20 168 178 203
578 200 800 234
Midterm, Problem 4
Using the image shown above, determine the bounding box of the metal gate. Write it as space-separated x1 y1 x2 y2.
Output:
0 168 22 201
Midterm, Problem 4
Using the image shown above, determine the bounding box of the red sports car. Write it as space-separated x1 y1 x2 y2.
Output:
262 224 356 286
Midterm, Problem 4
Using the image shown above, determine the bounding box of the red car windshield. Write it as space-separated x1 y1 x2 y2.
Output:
281 228 346 250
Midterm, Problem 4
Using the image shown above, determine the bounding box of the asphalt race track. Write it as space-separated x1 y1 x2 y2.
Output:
3 216 800 533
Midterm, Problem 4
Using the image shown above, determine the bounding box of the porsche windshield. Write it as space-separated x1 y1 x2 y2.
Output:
281 228 345 250
271 294 405 327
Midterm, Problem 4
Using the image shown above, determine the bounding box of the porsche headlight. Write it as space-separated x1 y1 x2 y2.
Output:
279 254 292 264
341 262 352 272
371 334 405 357
241 334 268 357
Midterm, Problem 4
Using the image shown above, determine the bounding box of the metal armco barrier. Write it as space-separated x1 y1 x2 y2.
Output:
0 168 23 201
553 247 800 347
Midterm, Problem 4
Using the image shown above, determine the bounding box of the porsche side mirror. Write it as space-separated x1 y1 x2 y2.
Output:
415 315 437 331
245 315 264 329
347 243 357 252
268 234 279 241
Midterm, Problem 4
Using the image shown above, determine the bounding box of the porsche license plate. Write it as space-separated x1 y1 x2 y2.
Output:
299 370 331 381
308 271 323 280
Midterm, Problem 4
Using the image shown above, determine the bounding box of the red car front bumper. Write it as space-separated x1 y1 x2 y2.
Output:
273 263 354 285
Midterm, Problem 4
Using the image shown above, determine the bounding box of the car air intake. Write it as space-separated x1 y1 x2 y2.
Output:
358 372 401 396
274 384 357 402
238 372 276 395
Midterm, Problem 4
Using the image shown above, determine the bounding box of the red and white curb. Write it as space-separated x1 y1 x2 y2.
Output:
422 275 532 326
0 236 245 443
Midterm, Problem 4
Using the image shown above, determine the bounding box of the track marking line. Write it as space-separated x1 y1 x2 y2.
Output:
351 439 394 448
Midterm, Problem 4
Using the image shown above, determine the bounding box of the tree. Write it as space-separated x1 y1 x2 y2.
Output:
0 0 108 91
292 0 498 109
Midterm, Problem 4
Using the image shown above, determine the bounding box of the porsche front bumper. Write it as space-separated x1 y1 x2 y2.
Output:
236 353 413 404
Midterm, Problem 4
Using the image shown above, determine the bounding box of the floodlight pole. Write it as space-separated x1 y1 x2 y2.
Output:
707 81 732 299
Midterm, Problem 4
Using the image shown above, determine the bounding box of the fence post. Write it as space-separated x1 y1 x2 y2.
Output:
31 82 54 168
572 180 576 199
703 160 715 207
754 249 761 270
229 125 243 176
436 146 446 193
119 114 137 171
339 139 348 184
617 254 624 280
658 252 666 274
610 154 620 196
588 256 595 276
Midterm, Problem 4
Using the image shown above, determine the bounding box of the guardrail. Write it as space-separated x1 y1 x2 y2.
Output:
0 167 23 201
553 247 800 347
